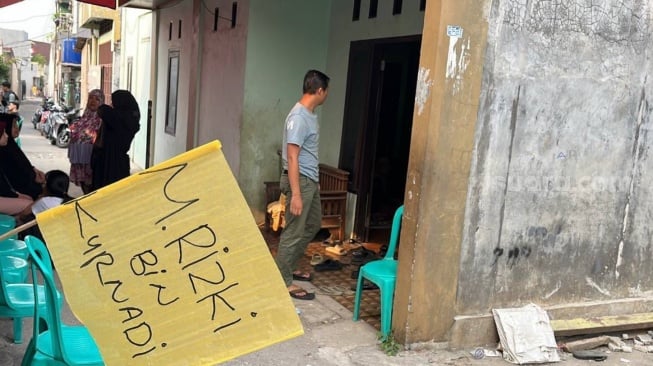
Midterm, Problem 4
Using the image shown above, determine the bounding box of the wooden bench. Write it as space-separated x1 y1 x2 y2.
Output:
264 164 349 241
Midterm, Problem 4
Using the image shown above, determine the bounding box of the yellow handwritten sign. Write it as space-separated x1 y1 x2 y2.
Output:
36 141 303 365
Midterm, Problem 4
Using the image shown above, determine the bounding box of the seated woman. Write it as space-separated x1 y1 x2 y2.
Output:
0 113 46 216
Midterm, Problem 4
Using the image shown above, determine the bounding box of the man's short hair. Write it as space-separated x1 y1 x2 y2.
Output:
1 81 10 88
302 70 330 94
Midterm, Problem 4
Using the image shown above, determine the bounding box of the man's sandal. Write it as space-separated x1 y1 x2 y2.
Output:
289 288 315 300
292 272 313 281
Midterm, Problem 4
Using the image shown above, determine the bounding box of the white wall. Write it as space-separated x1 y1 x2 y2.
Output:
119 8 152 169
195 0 249 176
153 0 194 163
321 0 425 166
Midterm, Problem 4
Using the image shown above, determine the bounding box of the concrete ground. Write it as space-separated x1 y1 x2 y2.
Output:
1 99 652 365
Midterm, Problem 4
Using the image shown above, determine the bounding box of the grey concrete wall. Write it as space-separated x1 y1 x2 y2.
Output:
459 0 653 314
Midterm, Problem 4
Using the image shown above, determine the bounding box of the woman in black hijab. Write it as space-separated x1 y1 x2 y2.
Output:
91 90 140 190
0 113 45 199
0 113 45 216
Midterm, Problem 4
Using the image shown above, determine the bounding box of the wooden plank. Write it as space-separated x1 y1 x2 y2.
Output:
552 312 653 337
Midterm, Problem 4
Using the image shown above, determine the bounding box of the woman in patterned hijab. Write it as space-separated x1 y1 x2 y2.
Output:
68 89 104 194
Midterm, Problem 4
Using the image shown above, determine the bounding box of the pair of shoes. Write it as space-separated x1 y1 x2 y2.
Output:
292 272 313 281
289 288 315 300
351 280 379 291
314 259 343 272
310 253 324 266
325 244 347 256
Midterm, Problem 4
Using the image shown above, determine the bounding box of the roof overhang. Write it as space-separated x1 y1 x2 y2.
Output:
118 0 175 10
0 0 22 8
76 0 115 9
73 28 93 51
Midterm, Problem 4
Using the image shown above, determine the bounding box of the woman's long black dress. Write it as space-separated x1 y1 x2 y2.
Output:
91 90 140 191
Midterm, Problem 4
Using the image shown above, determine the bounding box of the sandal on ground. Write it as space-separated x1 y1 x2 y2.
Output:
351 281 379 291
292 272 313 281
289 288 315 300
572 350 607 361
318 285 354 296
318 285 344 296
314 259 343 272
325 244 347 256
310 253 324 266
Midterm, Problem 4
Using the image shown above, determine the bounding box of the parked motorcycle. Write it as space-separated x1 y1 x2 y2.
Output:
41 101 67 139
32 98 54 130
47 108 79 148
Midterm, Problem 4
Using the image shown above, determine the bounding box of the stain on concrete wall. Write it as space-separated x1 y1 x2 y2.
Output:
459 0 653 313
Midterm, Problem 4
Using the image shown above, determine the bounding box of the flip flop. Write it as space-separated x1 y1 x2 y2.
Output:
318 285 354 296
318 286 344 296
292 272 313 281
325 244 347 256
352 248 377 263
289 288 315 300
310 253 324 266
572 350 607 361
314 259 343 272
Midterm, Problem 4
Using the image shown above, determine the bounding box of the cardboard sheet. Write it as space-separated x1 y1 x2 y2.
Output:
36 141 303 365
492 303 560 364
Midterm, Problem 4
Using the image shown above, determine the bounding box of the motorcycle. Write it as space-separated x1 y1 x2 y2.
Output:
41 101 67 139
48 108 79 148
32 98 54 130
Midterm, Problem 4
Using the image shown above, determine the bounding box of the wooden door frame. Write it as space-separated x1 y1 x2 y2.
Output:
339 34 422 241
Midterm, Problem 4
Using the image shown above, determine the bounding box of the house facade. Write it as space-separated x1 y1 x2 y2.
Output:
108 0 653 347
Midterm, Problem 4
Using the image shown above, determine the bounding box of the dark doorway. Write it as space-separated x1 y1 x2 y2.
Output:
339 35 420 242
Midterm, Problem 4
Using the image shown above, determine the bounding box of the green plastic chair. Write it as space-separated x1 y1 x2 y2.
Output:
0 213 17 239
0 252 57 344
353 205 403 340
22 235 104 366
0 239 29 283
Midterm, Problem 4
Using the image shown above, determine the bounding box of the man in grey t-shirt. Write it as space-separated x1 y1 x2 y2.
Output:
275 70 330 300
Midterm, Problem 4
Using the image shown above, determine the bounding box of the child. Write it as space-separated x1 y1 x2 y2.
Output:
31 170 73 215
19 170 73 241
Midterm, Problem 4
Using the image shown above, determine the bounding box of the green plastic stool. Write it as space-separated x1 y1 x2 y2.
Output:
353 205 403 340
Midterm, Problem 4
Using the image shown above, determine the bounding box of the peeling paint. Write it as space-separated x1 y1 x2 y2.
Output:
408 190 413 200
585 277 611 296
543 281 561 300
415 67 433 116
615 239 624 279
445 37 471 95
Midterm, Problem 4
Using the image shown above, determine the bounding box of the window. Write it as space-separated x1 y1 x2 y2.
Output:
165 50 180 135
369 0 378 18
352 0 361 21
393 0 402 14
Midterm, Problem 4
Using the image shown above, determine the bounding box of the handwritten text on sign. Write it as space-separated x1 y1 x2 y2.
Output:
37 141 303 366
